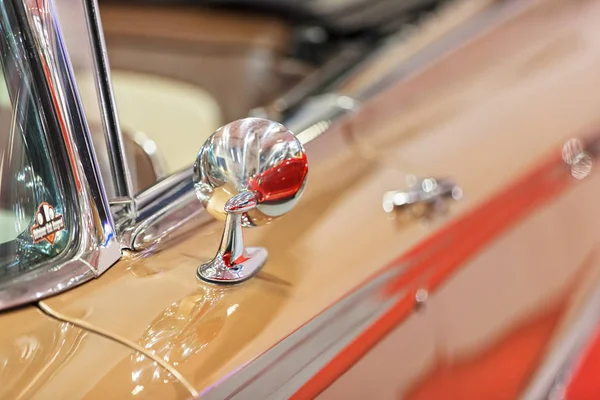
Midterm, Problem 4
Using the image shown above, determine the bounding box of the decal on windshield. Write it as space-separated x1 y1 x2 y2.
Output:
31 202 65 244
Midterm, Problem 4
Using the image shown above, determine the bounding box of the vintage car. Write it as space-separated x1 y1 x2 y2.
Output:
1 0 599 398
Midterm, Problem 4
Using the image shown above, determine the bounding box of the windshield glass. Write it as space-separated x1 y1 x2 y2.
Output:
0 3 73 280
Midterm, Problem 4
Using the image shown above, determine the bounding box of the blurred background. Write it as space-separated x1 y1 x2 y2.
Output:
69 0 451 193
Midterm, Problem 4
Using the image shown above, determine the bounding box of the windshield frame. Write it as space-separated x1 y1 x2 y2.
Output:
0 0 120 311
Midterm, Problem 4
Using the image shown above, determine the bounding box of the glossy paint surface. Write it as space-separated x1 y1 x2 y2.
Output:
0 307 191 399
316 170 600 399
21 0 600 397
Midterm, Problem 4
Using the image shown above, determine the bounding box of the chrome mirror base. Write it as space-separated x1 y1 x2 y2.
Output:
197 190 267 284
197 247 268 284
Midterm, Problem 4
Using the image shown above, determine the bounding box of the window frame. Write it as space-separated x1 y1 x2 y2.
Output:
0 0 120 310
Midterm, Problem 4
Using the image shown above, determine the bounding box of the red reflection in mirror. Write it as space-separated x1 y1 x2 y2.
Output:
248 155 308 202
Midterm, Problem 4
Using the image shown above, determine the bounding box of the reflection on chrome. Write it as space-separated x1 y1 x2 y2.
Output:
414 288 428 304
563 138 592 180
284 93 359 145
194 118 308 225
382 177 462 216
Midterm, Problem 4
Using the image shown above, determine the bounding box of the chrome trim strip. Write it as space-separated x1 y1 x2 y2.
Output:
134 167 193 211
127 191 213 251
120 168 197 250
82 0 134 203
0 0 120 310
261 41 373 118
201 268 407 399
521 283 600 400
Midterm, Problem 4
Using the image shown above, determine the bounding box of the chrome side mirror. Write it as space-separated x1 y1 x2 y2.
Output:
193 118 308 284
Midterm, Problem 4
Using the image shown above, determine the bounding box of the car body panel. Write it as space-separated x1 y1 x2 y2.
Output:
33 0 600 396
315 173 600 399
0 307 191 399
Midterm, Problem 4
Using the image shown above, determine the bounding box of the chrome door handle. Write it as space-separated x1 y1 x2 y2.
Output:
382 177 462 214
193 118 308 284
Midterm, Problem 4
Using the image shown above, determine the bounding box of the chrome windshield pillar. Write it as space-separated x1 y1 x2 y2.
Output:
0 0 121 310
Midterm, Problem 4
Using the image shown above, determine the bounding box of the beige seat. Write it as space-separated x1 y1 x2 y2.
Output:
78 70 222 192
109 71 222 174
